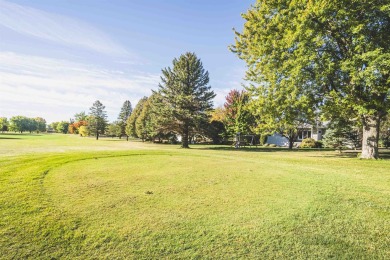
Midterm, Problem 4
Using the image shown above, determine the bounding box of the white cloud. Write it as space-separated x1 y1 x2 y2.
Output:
0 0 129 55
0 52 159 122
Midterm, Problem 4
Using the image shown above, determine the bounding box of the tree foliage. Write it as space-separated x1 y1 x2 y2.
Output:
155 52 215 148
232 0 390 158
88 100 108 140
56 121 69 134
0 117 9 132
126 97 148 138
223 89 255 136
117 100 132 140
9 116 47 133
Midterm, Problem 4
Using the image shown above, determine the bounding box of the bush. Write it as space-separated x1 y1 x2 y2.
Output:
314 141 323 148
300 138 316 148
79 126 88 137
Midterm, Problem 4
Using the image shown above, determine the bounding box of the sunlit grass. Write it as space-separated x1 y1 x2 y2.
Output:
0 133 389 258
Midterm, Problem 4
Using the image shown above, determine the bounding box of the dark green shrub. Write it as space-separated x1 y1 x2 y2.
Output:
300 138 316 148
315 141 323 148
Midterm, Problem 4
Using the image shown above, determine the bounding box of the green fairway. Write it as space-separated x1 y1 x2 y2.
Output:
0 134 389 259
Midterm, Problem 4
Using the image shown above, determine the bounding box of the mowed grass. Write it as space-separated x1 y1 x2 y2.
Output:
0 134 389 259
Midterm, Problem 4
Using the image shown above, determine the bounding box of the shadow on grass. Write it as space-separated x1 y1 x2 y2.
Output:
0 133 42 136
0 137 22 140
195 145 390 159
195 145 332 153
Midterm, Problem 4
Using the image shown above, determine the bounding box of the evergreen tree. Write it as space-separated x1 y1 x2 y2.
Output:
155 52 215 148
117 100 132 140
88 100 108 140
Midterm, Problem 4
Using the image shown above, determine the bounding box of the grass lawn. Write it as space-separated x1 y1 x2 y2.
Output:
0 133 389 259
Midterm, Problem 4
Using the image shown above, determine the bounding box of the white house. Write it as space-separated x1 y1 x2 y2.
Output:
266 124 327 147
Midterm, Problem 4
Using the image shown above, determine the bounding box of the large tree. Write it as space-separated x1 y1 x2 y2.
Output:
0 117 9 133
88 100 108 140
232 0 390 159
126 97 148 138
34 117 46 133
117 100 132 140
155 52 215 148
223 89 255 137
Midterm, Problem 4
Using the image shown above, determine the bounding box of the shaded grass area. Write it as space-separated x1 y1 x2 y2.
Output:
0 134 389 258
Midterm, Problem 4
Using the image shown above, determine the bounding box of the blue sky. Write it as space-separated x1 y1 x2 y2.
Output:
0 0 253 123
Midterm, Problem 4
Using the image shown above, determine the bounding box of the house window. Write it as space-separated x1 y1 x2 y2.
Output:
298 130 311 140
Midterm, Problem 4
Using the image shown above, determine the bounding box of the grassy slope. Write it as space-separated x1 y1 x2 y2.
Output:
0 134 389 259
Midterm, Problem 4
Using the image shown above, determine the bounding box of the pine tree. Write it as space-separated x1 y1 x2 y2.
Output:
117 100 132 140
156 52 215 148
88 100 108 140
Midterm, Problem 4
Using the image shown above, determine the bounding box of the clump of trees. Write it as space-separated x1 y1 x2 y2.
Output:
0 116 47 133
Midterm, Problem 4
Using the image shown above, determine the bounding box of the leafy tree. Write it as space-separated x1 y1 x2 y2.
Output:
118 100 132 140
56 121 69 134
0 117 9 132
126 97 148 138
34 117 46 133
210 107 226 122
50 122 59 132
74 111 88 121
223 89 255 137
107 121 122 138
134 94 166 142
205 120 226 144
88 100 108 140
232 1 390 158
9 116 29 133
249 83 316 149
155 52 215 148
68 120 88 134
79 125 88 137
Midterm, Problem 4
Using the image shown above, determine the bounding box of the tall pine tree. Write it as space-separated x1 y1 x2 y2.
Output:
88 100 108 140
117 100 132 140
155 52 215 148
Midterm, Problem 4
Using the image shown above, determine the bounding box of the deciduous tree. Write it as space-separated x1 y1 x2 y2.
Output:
126 97 148 138
232 0 390 158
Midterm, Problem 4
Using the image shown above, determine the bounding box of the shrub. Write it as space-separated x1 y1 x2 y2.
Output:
314 141 323 148
300 138 316 148
79 126 88 137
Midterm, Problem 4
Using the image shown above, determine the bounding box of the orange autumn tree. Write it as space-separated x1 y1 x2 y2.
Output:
68 120 88 134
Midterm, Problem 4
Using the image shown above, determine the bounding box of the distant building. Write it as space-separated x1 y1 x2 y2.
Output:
266 123 327 147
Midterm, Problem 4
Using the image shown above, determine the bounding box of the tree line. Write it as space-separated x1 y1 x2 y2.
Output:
2 1 389 159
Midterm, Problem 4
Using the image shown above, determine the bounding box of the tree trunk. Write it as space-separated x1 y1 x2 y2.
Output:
96 131 99 140
181 123 189 148
288 139 294 150
126 135 129 141
361 116 380 159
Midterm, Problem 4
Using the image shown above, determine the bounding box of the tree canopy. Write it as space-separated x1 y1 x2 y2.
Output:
232 0 390 158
